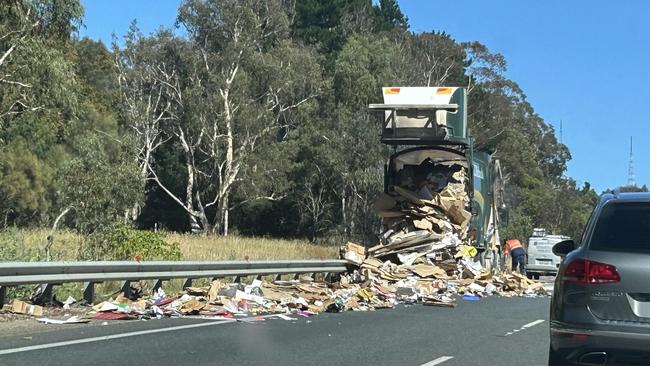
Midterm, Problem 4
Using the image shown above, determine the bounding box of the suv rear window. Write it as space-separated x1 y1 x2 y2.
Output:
590 202 650 252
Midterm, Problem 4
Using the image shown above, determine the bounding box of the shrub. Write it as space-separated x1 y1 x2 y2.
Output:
0 228 43 261
82 224 181 261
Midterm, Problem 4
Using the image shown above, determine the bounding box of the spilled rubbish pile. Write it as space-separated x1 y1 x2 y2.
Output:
3 261 546 324
337 160 546 309
87 280 324 321
370 162 471 265
340 242 547 309
25 264 545 323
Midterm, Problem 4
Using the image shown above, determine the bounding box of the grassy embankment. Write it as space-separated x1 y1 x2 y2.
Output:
3 229 338 302
12 228 338 261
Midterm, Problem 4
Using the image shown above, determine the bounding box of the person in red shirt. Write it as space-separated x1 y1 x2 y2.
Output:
503 239 526 274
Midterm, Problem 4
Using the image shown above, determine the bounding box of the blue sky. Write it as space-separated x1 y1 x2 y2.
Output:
79 0 649 192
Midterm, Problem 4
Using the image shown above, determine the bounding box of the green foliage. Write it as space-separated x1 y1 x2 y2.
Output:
0 229 20 261
0 142 54 225
334 34 401 106
291 0 370 53
0 228 43 261
619 184 649 193
373 0 408 32
31 0 84 38
81 224 181 261
58 134 144 234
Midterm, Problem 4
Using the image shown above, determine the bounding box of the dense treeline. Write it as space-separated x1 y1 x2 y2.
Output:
1 0 602 246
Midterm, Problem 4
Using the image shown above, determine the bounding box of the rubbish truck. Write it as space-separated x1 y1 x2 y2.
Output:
369 86 504 271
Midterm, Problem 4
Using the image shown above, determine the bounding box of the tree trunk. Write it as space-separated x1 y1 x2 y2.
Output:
189 214 202 233
44 206 72 261
198 212 212 233
341 195 347 237
214 194 229 235
224 205 229 236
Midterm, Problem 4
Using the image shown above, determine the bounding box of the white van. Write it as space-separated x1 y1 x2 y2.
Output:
526 228 569 279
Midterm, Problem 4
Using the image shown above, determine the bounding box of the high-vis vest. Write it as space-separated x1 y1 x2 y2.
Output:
504 239 523 255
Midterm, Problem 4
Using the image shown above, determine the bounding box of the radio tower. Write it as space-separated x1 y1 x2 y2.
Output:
628 136 636 187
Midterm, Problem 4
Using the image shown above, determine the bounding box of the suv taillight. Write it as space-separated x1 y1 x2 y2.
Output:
563 259 621 284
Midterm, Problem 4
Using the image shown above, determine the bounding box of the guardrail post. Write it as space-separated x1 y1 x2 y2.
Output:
0 286 6 306
324 272 332 283
182 278 193 289
275 274 282 281
293 273 300 280
38 284 55 305
152 279 164 293
233 276 242 283
120 281 132 299
82 282 95 304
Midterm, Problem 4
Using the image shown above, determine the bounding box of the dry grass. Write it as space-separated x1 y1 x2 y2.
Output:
11 228 338 261
167 232 338 260
7 228 82 260
4 229 338 302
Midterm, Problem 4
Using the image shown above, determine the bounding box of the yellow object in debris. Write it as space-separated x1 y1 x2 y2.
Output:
455 245 478 258
356 288 375 302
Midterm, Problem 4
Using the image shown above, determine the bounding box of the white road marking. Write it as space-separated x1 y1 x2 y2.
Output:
502 319 545 337
0 320 236 356
522 319 545 328
420 356 454 365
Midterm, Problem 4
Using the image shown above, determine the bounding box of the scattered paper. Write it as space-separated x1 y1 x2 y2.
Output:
37 316 89 325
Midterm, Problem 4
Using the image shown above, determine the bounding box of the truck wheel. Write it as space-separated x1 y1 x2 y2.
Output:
533 273 540 280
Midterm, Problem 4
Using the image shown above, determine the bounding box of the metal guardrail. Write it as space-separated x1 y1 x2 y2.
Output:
0 260 348 305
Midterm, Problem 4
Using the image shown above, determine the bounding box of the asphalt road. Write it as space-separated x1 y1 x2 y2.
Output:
0 296 551 366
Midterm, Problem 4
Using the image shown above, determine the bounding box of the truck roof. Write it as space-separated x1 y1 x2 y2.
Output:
369 87 468 145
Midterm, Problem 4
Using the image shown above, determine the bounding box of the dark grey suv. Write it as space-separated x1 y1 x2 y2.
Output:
549 192 650 365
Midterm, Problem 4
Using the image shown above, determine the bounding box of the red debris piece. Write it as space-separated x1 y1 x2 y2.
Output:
92 313 136 321
153 296 176 307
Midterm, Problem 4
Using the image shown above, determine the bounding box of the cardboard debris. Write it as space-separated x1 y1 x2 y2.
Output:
180 298 206 314
408 264 448 278
208 280 223 303
342 242 366 264
2 299 44 316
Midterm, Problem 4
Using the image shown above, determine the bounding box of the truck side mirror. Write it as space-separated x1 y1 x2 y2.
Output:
552 240 575 257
